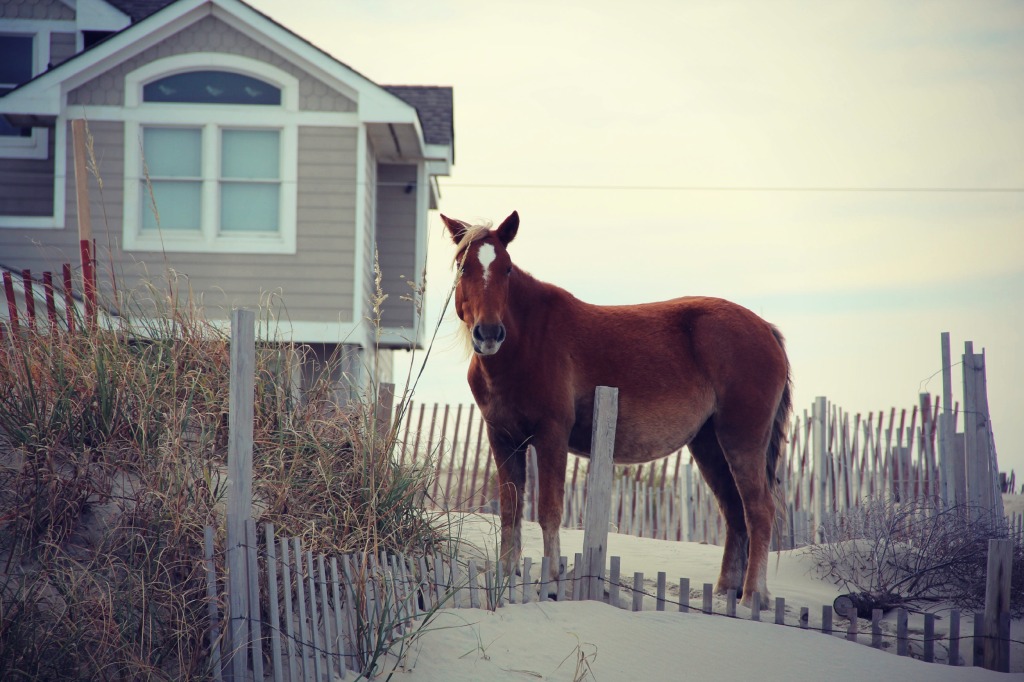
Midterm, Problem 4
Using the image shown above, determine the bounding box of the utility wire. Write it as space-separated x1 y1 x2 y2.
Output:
436 182 1024 193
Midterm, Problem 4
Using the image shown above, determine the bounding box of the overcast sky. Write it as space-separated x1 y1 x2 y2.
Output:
250 0 1024 479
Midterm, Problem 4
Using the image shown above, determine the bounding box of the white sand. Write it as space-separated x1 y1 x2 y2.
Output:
381 511 1021 681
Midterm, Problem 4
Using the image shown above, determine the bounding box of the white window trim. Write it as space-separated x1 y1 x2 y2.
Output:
0 25 58 160
122 53 299 255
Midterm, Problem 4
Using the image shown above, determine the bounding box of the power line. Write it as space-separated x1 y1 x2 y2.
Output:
436 182 1024 193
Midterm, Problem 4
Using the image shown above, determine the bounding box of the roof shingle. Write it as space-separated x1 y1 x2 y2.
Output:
383 85 454 150
103 0 176 22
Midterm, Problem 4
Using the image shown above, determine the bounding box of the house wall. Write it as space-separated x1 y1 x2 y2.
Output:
0 121 358 326
375 163 418 330
67 16 356 112
0 131 55 216
49 32 76 67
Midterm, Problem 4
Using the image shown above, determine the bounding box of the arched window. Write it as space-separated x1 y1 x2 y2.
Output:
142 71 281 105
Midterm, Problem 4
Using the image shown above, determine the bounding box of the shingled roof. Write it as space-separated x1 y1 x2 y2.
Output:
103 0 176 22
383 86 455 150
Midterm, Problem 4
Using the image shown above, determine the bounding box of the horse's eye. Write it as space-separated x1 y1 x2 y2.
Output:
506 266 513 275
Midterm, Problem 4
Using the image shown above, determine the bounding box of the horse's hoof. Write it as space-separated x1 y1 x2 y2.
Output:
714 584 741 598
741 594 771 611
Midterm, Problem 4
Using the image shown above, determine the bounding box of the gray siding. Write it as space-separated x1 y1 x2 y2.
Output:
67 16 356 113
375 164 418 329
0 128 55 216
1 0 74 20
0 122 359 330
49 32 77 67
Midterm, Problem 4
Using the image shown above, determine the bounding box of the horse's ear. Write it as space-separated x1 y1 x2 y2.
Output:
440 214 468 243
496 211 519 246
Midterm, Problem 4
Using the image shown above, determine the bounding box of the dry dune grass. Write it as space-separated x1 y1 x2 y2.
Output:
0 273 442 679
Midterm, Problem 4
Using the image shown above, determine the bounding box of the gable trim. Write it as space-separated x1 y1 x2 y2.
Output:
2 0 423 134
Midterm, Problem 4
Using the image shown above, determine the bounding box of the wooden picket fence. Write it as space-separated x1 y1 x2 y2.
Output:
203 521 1019 679
391 379 1014 550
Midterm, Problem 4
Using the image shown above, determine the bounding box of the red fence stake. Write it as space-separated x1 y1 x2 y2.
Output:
80 239 96 328
62 263 75 335
43 271 57 332
3 271 19 335
21 269 35 332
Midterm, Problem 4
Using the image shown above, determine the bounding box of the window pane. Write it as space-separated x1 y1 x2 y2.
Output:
143 71 281 105
143 127 201 177
0 47 33 137
221 182 279 232
0 35 33 85
222 130 279 179
142 181 201 231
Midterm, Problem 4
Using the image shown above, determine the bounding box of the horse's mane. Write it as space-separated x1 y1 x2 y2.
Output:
447 221 492 356
451 221 493 265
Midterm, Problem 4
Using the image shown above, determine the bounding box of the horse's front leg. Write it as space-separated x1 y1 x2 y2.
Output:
489 439 526 577
532 430 570 588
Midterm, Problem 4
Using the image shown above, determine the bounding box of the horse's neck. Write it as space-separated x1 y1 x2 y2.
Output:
500 269 580 360
508 267 564 327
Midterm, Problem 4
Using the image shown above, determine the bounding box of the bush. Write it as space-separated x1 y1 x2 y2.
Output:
809 497 1024 618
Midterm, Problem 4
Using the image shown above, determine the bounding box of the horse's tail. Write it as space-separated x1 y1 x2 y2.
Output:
766 325 792 490
767 324 792 544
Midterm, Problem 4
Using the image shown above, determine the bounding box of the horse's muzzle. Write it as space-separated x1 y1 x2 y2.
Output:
472 322 506 355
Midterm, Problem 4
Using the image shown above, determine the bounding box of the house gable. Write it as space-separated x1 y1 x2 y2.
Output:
67 15 356 113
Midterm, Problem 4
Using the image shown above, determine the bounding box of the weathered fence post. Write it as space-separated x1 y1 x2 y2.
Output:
962 343 1004 523
226 308 255 682
983 538 1013 672
939 332 956 507
582 386 618 600
375 381 395 440
680 463 692 542
962 342 986 514
813 396 828 541
70 119 97 327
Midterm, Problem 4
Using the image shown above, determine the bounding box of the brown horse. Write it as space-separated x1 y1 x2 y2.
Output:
441 211 792 609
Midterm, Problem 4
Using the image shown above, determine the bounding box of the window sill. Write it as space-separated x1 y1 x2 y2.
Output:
124 233 296 255
0 129 50 160
0 215 61 229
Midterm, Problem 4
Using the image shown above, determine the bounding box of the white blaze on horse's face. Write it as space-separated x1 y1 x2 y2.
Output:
464 241 508 356
477 243 497 286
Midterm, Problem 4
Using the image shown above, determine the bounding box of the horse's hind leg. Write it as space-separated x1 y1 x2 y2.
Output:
688 420 749 597
715 419 776 610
